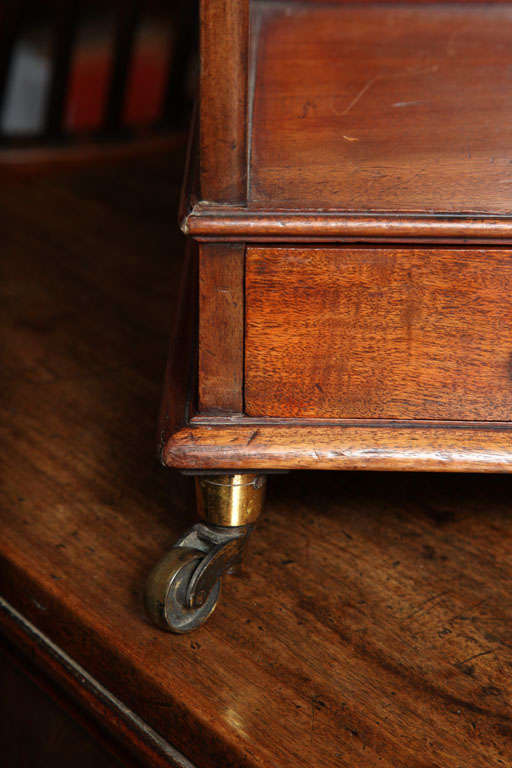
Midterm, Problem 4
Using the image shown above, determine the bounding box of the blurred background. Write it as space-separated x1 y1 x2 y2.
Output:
0 0 196 152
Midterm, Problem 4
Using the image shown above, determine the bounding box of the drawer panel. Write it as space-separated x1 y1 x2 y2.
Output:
245 247 512 420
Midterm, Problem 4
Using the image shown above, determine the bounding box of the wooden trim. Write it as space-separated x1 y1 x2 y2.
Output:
158 240 197 456
0 597 196 768
198 243 245 414
178 105 199 227
0 634 144 768
199 0 248 202
183 205 512 243
163 422 512 472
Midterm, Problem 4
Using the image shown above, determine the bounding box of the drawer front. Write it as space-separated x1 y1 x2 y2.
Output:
245 247 512 420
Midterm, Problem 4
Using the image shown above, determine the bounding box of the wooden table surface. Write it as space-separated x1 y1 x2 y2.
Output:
2 148 512 768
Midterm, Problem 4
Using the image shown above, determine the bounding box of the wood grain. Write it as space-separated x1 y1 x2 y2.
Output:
198 243 244 414
164 421 512 472
249 2 512 214
0 600 193 768
0 635 129 768
245 246 512 420
200 0 248 202
3 148 512 767
158 240 195 454
184 205 512 242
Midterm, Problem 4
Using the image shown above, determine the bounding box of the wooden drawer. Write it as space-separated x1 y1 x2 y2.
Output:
245 247 512 420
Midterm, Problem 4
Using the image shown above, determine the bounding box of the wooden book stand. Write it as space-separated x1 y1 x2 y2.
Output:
145 0 512 631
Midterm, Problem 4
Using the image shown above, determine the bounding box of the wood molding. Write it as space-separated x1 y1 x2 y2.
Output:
163 422 512 472
183 204 512 243
0 598 196 768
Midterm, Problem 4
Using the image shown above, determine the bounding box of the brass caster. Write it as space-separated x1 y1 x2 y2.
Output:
144 474 266 633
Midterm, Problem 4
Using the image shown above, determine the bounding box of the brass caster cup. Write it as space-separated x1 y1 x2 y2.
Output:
195 474 266 527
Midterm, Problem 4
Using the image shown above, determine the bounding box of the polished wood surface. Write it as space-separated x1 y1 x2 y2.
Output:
245 246 512 420
250 1 512 213
183 204 512 243
185 0 512 241
182 0 512 244
199 0 248 201
0 638 126 768
198 243 244 414
158 239 194 453
3 149 512 767
176 0 512 477
165 421 512 472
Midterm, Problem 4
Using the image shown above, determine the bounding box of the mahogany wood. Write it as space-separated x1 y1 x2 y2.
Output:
198 242 245 414
174 0 512 473
164 421 512 472
158 239 194 453
0 600 192 768
183 1 512 242
245 246 512 421
249 2 512 214
4 150 512 768
0 636 130 768
199 0 248 202
183 206 512 243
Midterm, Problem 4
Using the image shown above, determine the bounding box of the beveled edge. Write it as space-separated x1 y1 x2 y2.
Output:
181 203 512 243
0 597 197 768
163 422 512 473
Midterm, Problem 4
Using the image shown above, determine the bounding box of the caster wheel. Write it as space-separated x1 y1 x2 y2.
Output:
144 547 221 634
144 474 267 634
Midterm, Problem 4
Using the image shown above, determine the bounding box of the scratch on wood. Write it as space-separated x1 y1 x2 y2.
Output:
404 590 450 621
455 649 494 667
447 597 487 624
247 429 260 446
392 100 424 108
340 76 379 116
338 65 438 116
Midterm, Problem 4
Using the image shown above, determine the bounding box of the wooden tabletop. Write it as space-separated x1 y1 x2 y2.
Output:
2 148 512 768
